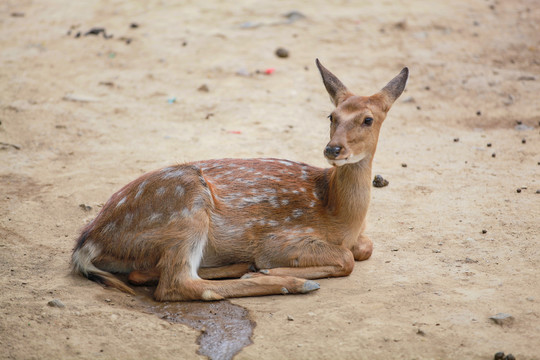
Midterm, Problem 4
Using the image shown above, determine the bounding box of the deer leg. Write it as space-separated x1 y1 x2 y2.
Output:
256 238 356 280
153 215 319 301
128 268 160 285
198 263 254 279
351 233 373 261
128 263 254 285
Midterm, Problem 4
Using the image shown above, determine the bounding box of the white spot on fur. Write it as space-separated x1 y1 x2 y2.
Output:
101 222 116 235
156 187 166 196
162 168 185 179
312 191 319 200
280 199 289 206
300 187 306 192
305 227 314 233
309 201 316 208
269 197 280 208
268 220 279 227
124 213 133 226
135 180 148 199
292 209 303 218
148 213 162 223
175 185 185 197
116 196 127 208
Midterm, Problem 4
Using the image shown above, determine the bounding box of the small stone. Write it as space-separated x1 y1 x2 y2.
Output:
492 153 496 158
521 138 526 144
47 299 65 308
416 328 426 336
275 47 289 58
372 175 389 188
536 190 540 194
487 143 492 147
79 204 92 211
287 315 294 321
482 229 487 234
476 110 482 116
516 188 521 193
130 23 139 29
197 84 209 92
401 163 407 168
494 352 505 360
453 137 459 142
505 354 515 360
104 298 112 303
516 120 522 125
432 249 441 253
489 313 514 326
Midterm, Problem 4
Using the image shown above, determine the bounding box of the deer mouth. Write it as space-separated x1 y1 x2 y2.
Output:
326 153 367 167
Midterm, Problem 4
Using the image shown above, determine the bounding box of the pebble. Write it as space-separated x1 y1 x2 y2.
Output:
505 354 515 360
521 138 526 144
487 143 492 147
287 315 294 321
481 229 487 234
48 299 65 308
516 188 521 193
372 175 389 188
453 137 459 142
494 352 505 360
275 47 289 58
491 153 496 158
198 84 209 92
489 313 514 326
79 203 92 211
401 163 407 168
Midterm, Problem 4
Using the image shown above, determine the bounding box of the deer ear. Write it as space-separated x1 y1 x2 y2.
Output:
380 67 409 109
316 59 353 106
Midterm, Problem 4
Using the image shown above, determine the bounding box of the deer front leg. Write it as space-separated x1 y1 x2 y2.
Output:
350 232 373 261
255 237 356 279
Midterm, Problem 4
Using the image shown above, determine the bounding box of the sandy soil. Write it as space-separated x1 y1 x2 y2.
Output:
1 0 539 359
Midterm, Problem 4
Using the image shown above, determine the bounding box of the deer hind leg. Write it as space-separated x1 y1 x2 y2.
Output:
255 236 356 280
152 213 318 301
128 263 254 285
198 263 254 279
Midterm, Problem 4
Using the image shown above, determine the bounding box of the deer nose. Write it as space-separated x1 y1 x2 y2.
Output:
324 145 342 159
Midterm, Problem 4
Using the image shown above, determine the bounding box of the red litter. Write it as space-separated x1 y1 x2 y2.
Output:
264 68 275 75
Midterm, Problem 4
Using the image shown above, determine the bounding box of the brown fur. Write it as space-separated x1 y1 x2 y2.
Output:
71 60 408 300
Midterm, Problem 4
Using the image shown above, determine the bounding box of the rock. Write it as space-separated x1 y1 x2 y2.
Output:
79 203 92 211
198 84 210 92
505 354 515 360
401 163 407 168
287 315 294 321
48 299 65 308
275 47 289 58
416 328 426 336
489 313 514 326
372 175 389 188
453 137 459 142
494 352 505 360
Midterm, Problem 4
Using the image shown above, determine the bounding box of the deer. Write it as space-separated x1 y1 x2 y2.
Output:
71 59 408 301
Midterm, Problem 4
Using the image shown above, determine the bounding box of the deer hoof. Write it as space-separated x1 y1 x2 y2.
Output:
300 280 320 293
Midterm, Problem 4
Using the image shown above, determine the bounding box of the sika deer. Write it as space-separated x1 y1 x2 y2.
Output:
71 60 408 300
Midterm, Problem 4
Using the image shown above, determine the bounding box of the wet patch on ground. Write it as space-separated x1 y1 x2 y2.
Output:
133 286 255 360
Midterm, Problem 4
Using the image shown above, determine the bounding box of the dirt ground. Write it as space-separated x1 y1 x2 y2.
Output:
1 0 539 359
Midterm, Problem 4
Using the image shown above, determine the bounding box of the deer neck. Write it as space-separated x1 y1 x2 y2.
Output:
325 155 373 232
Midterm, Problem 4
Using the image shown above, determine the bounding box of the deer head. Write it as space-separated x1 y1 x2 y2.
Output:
316 59 408 167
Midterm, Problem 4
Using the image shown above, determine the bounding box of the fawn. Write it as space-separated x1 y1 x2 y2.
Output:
71 60 408 300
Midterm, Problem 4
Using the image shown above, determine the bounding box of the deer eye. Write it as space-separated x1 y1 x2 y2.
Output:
363 117 373 126
328 114 337 125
